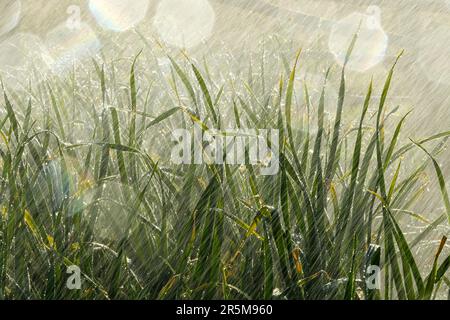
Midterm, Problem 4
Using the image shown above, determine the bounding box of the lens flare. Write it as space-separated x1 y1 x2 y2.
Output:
0 33 52 91
153 0 215 49
0 0 21 37
45 22 101 74
89 0 150 32
328 9 388 72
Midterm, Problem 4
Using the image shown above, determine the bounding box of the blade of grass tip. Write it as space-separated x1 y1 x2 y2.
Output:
423 236 447 299
374 52 407 299
281 152 315 235
387 160 402 204
191 63 218 126
47 85 66 141
0 115 8 132
100 64 106 106
3 91 19 140
377 50 403 124
22 99 32 137
41 116 51 164
285 49 301 146
338 80 372 239
233 99 241 128
214 85 224 108
390 164 424 209
169 56 198 108
125 53 142 187
283 53 314 210
81 130 95 180
227 209 264 271
136 87 152 147
130 49 143 118
125 161 158 233
92 58 107 105
354 131 377 199
284 51 305 190
390 130 450 164
301 83 310 175
411 140 450 224
375 52 404 204
84 109 110 242
278 49 291 76
181 107 209 131
309 68 331 182
410 214 446 249
331 80 372 276
383 111 412 170
141 107 181 133
238 96 259 127
324 30 358 188
391 137 448 209
287 176 307 239
110 107 128 185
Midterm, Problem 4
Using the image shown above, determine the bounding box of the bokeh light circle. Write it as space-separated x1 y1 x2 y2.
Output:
0 0 21 37
89 0 150 32
153 0 216 49
328 10 388 72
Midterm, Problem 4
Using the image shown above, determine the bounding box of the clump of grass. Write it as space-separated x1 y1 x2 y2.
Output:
0 42 449 300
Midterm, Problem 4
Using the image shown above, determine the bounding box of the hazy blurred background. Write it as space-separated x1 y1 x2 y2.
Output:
1 1 449 131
